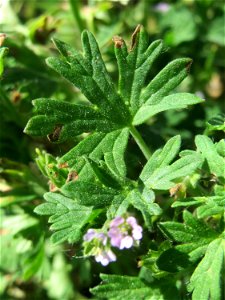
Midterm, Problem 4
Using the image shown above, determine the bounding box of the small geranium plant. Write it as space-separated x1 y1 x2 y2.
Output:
24 25 225 299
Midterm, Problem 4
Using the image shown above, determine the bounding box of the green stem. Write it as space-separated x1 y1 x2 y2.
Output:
69 0 85 33
129 126 151 160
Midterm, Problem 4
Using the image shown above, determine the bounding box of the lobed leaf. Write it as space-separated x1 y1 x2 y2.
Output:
159 211 218 244
143 153 203 190
188 238 225 300
34 192 93 244
47 34 130 124
196 193 225 218
156 211 220 273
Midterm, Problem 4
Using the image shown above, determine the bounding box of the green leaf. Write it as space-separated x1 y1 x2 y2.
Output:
126 188 162 228
34 192 93 244
47 34 130 124
140 136 203 190
188 238 225 300
195 135 225 181
140 135 181 182
159 211 218 244
0 188 37 207
172 191 225 218
25 27 203 165
22 238 45 280
0 47 8 76
91 274 179 300
196 193 225 218
91 274 152 299
156 248 190 273
61 181 118 207
114 25 163 114
216 139 225 157
59 128 129 178
157 211 220 273
206 16 225 46
160 7 197 46
45 253 75 300
24 98 119 142
206 113 225 132
141 58 192 105
2 214 38 236
133 93 204 125
171 197 204 208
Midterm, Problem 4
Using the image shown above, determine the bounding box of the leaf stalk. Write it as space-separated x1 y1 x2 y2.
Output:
129 126 151 160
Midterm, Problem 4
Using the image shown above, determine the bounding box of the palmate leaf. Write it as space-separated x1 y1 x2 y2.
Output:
188 238 225 300
47 34 130 124
24 26 203 159
27 27 205 248
90 274 179 300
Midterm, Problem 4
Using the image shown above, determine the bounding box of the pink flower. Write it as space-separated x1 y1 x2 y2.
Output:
83 215 143 266
83 228 116 266
108 215 143 249
95 249 116 266
154 3 170 13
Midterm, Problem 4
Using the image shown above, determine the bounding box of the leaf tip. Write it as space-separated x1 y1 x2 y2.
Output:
130 24 142 50
185 59 193 73
112 35 124 48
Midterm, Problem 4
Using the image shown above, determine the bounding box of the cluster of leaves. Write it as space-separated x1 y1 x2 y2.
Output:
23 26 224 299
1 1 224 299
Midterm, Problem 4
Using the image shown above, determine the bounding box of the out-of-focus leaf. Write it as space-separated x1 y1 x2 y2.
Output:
206 17 225 46
206 113 225 132
0 47 8 76
160 7 197 46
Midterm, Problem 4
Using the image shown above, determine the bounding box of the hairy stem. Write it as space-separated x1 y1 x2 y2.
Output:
69 0 85 33
129 126 151 160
